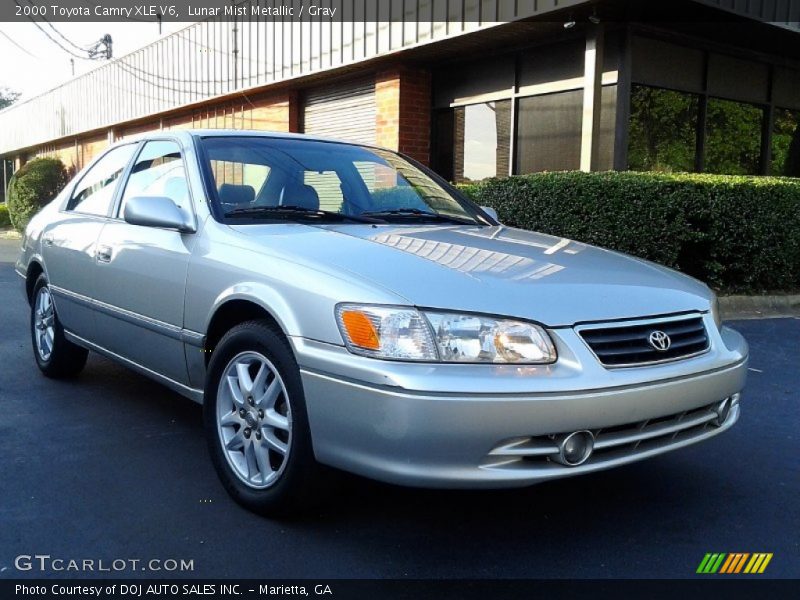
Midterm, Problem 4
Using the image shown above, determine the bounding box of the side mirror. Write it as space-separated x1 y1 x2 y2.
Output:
481 206 500 224
123 196 196 233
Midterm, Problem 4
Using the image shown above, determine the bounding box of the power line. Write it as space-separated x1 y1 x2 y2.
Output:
75 0 158 24
0 28 40 58
113 59 259 114
25 1 92 52
13 0 89 59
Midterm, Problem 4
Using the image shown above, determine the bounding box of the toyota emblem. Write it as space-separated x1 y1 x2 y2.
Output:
648 330 671 351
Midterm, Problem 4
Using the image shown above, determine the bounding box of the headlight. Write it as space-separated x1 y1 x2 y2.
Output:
335 304 556 364
710 295 722 330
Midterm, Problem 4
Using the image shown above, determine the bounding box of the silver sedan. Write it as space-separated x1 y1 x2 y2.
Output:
16 130 748 515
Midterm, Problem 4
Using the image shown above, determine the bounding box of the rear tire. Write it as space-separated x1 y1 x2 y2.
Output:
31 274 88 378
204 319 321 517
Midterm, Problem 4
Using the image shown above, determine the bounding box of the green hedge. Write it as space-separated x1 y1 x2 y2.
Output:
7 157 69 233
460 171 800 294
0 202 10 229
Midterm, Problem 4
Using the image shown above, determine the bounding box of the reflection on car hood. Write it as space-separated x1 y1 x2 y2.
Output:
229 223 713 327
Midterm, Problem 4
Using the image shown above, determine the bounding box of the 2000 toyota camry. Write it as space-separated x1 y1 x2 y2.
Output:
17 130 748 515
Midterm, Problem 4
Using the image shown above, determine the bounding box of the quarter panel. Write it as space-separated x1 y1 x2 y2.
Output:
41 214 106 338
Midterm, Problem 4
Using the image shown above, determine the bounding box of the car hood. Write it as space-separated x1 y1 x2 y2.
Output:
229 223 713 327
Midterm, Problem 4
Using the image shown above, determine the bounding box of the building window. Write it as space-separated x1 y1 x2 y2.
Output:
628 85 699 172
705 98 764 175
771 108 800 177
515 90 583 174
452 100 511 183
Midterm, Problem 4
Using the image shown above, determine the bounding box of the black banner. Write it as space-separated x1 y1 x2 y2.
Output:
3 579 798 600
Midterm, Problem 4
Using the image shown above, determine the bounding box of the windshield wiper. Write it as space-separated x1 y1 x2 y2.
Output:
224 205 383 223
360 207 476 225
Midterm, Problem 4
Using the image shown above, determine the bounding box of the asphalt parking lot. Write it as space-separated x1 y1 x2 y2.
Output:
0 241 797 580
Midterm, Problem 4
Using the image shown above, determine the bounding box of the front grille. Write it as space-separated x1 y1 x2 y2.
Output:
482 396 739 473
578 315 709 367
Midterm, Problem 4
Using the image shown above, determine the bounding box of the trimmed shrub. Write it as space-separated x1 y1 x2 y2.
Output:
0 202 10 229
460 171 800 294
7 157 69 233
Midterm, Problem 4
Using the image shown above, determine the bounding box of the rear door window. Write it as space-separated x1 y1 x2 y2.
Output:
66 144 137 216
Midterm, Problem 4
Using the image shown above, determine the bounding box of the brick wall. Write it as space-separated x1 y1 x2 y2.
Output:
23 92 303 177
375 67 432 165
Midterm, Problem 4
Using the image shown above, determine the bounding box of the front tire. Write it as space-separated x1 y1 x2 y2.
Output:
204 320 320 516
31 274 88 378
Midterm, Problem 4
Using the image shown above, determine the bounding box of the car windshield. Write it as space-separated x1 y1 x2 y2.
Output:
200 136 487 225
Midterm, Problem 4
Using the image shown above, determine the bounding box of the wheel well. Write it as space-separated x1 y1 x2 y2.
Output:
204 300 284 364
26 261 44 304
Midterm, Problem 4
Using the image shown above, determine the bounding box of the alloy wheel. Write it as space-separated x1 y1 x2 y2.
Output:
34 286 56 362
215 351 293 489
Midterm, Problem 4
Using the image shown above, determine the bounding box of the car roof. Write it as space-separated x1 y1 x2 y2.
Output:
120 128 383 151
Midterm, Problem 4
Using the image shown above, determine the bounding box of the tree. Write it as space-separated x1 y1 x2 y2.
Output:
7 158 69 233
0 87 20 110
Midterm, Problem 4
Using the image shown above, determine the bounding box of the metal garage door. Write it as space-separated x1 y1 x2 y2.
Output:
303 80 376 145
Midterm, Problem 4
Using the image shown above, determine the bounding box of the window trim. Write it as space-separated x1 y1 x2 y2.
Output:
60 141 140 218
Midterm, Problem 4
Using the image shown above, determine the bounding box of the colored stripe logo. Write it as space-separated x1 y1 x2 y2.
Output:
697 553 773 574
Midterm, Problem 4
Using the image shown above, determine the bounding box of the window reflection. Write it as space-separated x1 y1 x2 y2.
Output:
628 85 699 172
705 98 764 175
453 100 511 183
771 108 800 177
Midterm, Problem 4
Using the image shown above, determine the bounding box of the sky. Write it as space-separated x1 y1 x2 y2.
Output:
0 21 187 100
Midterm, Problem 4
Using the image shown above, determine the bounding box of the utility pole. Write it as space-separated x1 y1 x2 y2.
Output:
88 35 112 60
232 0 239 87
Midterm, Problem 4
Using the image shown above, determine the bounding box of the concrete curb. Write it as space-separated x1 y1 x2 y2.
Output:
0 229 21 240
720 295 800 320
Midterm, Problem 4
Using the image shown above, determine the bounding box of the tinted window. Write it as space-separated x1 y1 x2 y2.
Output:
771 108 800 177
628 85 699 172
516 90 583 173
118 141 189 218
67 144 136 216
705 98 764 175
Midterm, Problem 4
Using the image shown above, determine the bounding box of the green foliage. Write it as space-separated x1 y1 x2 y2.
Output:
7 158 69 233
628 86 698 173
705 98 763 175
771 108 800 177
0 87 20 111
0 202 10 229
460 171 800 294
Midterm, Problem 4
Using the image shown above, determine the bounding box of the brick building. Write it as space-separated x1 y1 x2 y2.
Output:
1 0 799 201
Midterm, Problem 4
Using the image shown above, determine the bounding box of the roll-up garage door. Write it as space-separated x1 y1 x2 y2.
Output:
303 80 376 145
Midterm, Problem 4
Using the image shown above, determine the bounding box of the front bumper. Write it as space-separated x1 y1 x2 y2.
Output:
295 318 748 488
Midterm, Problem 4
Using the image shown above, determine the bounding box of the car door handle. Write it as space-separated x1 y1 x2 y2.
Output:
43 234 54 246
96 245 113 263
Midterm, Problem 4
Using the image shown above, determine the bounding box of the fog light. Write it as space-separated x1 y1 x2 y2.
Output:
713 397 732 427
553 430 594 466
713 393 740 427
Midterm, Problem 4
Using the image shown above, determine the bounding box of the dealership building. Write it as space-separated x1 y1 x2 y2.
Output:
1 0 799 200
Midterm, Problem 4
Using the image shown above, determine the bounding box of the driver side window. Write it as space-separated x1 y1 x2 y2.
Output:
117 140 189 219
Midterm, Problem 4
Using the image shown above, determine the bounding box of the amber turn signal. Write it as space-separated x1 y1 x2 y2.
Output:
340 310 381 350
